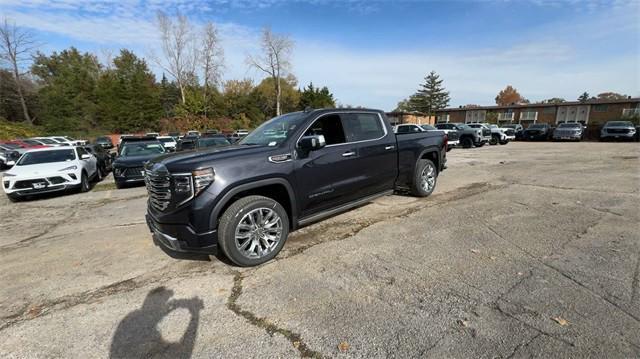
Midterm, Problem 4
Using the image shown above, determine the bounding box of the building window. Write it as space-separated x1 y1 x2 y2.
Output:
465 110 486 123
593 104 608 112
543 107 555 114
436 114 450 123
520 111 537 121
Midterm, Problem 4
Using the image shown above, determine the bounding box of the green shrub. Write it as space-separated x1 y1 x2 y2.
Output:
0 118 41 140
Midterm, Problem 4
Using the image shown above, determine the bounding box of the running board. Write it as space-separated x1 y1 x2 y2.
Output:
297 190 394 227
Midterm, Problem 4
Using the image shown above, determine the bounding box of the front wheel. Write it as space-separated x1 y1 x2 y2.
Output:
461 137 473 148
411 159 437 197
499 140 508 145
218 195 290 267
489 136 498 145
79 172 90 193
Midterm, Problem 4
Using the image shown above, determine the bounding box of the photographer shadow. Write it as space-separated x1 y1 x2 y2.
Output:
110 287 204 359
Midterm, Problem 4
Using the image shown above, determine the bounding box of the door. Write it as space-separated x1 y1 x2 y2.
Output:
76 147 97 176
294 113 361 217
341 112 397 197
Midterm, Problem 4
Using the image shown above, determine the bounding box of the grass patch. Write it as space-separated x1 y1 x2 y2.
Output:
93 182 118 191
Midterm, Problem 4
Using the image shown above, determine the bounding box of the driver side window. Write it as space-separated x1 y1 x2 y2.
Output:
303 114 346 145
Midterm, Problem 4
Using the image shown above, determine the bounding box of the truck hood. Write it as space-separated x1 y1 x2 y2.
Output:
149 144 272 173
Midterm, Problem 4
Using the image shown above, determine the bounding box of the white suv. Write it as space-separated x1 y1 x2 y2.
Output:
2 147 98 202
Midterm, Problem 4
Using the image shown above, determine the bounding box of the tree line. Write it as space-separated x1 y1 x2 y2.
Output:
0 15 336 134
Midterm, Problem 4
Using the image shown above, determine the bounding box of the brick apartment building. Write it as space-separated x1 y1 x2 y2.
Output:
385 112 435 126
433 98 640 129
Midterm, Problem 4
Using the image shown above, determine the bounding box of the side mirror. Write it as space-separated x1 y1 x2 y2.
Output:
81 154 91 160
298 135 326 152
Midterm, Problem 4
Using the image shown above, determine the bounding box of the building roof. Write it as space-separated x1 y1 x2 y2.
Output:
436 97 640 112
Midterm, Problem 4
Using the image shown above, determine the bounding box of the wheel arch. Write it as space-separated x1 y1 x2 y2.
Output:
210 178 298 230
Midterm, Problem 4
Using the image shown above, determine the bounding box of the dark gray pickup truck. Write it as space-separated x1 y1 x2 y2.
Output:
145 108 447 266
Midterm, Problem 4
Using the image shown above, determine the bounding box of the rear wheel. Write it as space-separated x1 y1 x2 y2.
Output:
218 195 290 267
411 159 437 197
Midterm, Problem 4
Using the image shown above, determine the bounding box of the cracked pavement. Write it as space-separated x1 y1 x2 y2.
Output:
0 142 639 358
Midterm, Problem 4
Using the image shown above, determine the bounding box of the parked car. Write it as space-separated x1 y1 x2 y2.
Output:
502 124 524 140
522 124 552 141
144 109 447 266
83 144 113 179
32 137 65 147
553 122 585 141
95 136 114 149
1 140 48 150
48 136 87 146
145 132 160 138
434 123 461 150
459 123 491 148
196 135 232 149
0 144 21 169
113 138 166 189
600 121 637 141
157 136 178 152
393 124 424 134
483 124 515 145
2 147 98 202
186 130 201 137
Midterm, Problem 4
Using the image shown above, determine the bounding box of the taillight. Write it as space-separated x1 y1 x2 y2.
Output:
443 133 448 149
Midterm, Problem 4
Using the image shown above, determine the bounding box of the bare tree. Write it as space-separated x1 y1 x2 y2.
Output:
247 27 293 116
0 18 37 124
200 22 224 118
153 11 198 104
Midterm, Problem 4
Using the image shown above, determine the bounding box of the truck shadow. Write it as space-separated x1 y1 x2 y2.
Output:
110 287 204 359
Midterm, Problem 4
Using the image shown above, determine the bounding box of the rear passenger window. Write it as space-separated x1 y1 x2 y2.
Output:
304 114 346 145
343 113 385 141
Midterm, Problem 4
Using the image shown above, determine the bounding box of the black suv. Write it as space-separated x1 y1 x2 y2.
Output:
145 108 447 266
523 124 552 141
113 138 166 189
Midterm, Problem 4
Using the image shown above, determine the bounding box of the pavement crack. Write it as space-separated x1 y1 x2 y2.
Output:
226 271 323 358
505 333 541 359
509 182 637 195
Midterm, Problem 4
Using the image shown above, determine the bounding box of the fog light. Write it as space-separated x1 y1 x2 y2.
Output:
68 173 77 180
3 181 9 189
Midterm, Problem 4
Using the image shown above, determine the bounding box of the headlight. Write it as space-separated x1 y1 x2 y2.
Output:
113 167 123 176
59 165 78 171
2 172 16 177
193 168 215 195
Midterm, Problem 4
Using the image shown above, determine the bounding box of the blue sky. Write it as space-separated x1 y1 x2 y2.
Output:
1 0 638 111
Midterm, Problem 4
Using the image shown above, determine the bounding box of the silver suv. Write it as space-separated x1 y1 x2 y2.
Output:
600 121 636 141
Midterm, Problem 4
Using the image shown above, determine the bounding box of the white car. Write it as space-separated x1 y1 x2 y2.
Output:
156 136 177 151
32 137 65 147
483 124 515 145
393 124 426 134
49 136 87 146
2 147 98 202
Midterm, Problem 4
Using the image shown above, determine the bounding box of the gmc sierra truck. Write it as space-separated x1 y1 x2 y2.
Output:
144 108 447 266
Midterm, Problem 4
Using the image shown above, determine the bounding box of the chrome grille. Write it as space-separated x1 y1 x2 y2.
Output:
124 167 144 177
145 170 171 211
482 129 491 136
505 129 515 136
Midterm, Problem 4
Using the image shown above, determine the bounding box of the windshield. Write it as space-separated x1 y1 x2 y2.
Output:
529 124 545 129
157 138 174 143
606 121 633 127
456 124 471 130
558 123 581 128
198 137 231 148
64 136 76 141
53 137 68 142
420 125 436 131
239 112 307 146
120 142 165 157
17 149 76 166
36 138 57 144
503 125 517 129
96 137 110 142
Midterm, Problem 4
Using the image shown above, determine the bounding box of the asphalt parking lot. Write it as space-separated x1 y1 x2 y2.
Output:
0 142 639 358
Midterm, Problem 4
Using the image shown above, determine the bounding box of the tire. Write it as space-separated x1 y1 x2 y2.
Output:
79 172 90 193
218 195 290 267
499 140 508 145
476 142 485 147
410 159 437 197
95 166 104 182
461 137 473 149
489 135 498 145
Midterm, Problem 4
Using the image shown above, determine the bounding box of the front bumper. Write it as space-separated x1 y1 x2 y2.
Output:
146 212 218 254
553 133 582 140
523 132 548 140
600 132 636 140
3 172 82 195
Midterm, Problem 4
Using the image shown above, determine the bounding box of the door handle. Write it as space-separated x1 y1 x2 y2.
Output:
342 151 356 157
385 145 395 150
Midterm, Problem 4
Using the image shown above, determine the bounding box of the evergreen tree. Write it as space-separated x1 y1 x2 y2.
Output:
96 49 161 132
409 71 450 114
578 92 590 102
31 47 101 132
159 74 180 118
299 82 336 110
